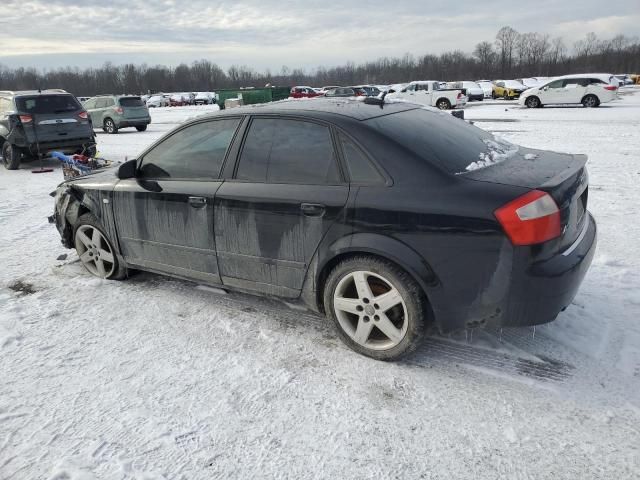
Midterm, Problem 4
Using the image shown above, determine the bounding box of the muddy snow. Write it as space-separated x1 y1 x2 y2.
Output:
1 94 640 479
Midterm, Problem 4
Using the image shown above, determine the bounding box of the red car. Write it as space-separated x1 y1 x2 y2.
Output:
290 86 322 98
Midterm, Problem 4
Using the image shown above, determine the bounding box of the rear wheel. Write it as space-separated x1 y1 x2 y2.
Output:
436 98 451 110
582 95 599 108
525 96 541 108
135 125 148 132
1 142 22 170
323 256 427 360
74 213 126 280
104 118 118 134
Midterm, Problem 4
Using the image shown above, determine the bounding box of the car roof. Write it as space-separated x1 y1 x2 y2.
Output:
0 89 69 97
202 98 420 121
554 73 614 81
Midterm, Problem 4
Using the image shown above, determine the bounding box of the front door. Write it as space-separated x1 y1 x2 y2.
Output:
214 116 349 298
112 117 242 284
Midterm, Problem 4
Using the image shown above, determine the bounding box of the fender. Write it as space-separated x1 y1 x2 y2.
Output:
301 232 443 313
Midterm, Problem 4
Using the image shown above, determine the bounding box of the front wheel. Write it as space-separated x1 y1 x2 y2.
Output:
525 96 541 108
74 213 127 280
503 91 510 100
323 256 427 360
436 98 451 110
1 142 22 170
135 125 148 132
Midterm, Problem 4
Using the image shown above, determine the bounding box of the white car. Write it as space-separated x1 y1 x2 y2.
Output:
517 78 543 89
458 81 484 101
519 74 618 108
476 80 494 98
387 80 467 110
146 94 170 108
194 92 214 105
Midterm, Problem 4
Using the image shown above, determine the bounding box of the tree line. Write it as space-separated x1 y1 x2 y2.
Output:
0 27 638 96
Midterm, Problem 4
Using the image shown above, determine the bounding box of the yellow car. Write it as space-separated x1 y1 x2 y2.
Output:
492 80 528 100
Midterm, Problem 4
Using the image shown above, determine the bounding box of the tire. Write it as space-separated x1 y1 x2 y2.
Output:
323 256 427 360
503 91 510 100
74 213 127 280
104 118 118 134
525 96 541 108
84 144 97 158
492 92 497 99
135 125 148 132
1 142 22 170
582 94 599 108
436 98 451 110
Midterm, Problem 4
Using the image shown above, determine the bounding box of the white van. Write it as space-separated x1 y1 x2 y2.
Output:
519 74 618 108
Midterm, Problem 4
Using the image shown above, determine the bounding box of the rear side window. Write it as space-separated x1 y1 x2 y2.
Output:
236 118 340 184
139 119 240 179
15 95 80 114
339 134 384 184
366 108 501 174
119 97 144 107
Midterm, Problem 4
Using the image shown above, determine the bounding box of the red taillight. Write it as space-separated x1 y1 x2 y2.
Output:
494 190 561 246
115 106 124 114
78 111 88 119
19 114 33 123
603 85 617 91
457 92 463 99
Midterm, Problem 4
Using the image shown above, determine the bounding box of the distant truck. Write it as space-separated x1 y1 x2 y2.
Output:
387 81 467 110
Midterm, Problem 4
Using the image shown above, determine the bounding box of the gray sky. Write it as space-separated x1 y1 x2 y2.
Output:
0 0 638 71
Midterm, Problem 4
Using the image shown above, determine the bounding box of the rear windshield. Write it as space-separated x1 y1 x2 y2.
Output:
119 97 144 107
366 108 518 174
16 94 81 114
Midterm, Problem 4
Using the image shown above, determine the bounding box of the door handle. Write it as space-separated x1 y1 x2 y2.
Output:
188 196 207 208
300 203 326 217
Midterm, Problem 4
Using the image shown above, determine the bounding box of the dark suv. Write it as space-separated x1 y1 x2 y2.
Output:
50 99 596 360
0 90 95 170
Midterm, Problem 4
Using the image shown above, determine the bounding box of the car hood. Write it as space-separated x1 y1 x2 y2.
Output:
62 166 120 190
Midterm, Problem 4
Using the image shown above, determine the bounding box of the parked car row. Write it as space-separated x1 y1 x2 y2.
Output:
141 92 218 107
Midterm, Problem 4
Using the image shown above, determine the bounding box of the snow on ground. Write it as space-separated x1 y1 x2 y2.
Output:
1 94 640 479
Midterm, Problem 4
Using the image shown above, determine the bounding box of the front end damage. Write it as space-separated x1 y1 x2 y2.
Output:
49 185 84 249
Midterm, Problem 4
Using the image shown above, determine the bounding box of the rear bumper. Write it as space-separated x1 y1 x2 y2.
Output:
468 94 484 101
20 137 96 155
496 213 597 328
117 119 151 128
431 213 597 332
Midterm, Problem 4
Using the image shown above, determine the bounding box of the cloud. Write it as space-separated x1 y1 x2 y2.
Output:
0 0 637 70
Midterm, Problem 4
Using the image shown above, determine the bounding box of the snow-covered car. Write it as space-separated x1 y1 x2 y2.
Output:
387 81 467 110
519 74 618 108
614 74 634 86
456 81 484 101
146 94 170 108
194 92 214 105
476 80 494 98
516 78 543 89
492 80 528 100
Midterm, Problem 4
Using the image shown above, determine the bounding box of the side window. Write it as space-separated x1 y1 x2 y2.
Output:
236 118 340 185
105 98 115 107
589 78 605 85
547 80 563 89
339 134 384 184
139 118 240 179
94 99 107 108
83 99 96 109
497 82 505 88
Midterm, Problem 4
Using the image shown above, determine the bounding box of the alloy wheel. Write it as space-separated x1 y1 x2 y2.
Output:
75 225 116 278
333 270 408 350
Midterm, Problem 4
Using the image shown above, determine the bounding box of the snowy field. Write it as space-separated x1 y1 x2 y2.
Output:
1 91 640 479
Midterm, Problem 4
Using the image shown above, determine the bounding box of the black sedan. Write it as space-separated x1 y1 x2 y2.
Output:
50 99 596 360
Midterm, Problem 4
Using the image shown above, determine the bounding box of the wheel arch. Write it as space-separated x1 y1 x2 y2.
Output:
435 97 451 109
311 233 440 315
581 93 600 106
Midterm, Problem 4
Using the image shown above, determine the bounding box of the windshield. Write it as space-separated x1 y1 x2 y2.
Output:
16 94 81 114
119 97 144 107
365 108 519 174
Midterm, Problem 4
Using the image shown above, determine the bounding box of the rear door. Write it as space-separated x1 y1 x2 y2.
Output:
112 117 242 283
214 116 349 297
87 98 108 126
562 78 587 103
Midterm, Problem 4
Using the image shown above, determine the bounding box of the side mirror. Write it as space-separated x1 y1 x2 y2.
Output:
117 159 137 179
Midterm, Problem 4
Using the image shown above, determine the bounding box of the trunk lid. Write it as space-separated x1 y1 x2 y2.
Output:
464 147 589 251
118 97 149 119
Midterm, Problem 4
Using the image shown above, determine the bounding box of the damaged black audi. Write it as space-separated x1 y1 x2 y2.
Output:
50 99 596 360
